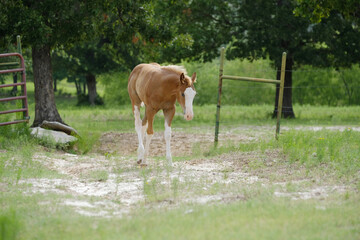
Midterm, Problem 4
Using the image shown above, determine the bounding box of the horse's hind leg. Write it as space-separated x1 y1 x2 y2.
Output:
133 105 145 165
143 107 156 164
142 109 148 143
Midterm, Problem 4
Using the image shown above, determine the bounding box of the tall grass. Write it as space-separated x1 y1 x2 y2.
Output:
279 129 360 176
209 129 360 179
0 210 20 240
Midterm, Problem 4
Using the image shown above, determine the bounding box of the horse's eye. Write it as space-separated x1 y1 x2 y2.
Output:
182 93 185 97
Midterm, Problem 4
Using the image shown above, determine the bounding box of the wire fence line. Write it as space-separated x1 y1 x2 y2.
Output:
222 85 360 89
220 68 360 73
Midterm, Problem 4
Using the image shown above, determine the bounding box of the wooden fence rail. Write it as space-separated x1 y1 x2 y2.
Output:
215 47 286 144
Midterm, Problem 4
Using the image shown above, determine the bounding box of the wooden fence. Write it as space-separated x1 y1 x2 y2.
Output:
215 47 286 144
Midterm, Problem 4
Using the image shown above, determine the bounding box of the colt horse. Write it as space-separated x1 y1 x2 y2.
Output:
128 63 197 166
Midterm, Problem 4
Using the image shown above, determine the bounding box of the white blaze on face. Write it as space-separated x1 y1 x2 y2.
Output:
184 87 196 121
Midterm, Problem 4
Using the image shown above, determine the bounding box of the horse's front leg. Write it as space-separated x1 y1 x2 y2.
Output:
163 108 175 165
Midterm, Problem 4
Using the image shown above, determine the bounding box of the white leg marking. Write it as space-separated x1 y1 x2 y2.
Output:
142 122 148 142
144 133 153 162
134 106 144 162
184 87 196 121
164 121 172 165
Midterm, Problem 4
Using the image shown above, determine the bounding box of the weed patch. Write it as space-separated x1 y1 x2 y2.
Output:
206 129 359 180
0 210 21 240
278 130 360 177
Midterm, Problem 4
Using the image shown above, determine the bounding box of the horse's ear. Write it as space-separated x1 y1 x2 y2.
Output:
191 72 197 83
180 73 186 85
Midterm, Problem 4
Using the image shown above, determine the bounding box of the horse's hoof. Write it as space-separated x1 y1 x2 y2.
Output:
137 159 148 167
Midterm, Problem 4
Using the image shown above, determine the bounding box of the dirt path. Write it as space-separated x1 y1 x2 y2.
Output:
17 129 353 218
27 150 263 217
95 131 255 156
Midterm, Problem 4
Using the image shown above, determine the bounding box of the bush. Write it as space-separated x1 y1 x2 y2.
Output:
98 71 131 106
292 65 360 106
98 61 360 107
76 93 104 106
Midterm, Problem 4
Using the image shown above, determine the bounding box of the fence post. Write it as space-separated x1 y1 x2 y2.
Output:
17 35 22 55
17 35 28 119
275 52 287 139
214 47 225 145
11 36 23 96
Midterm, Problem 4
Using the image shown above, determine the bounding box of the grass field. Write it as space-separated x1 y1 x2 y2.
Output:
0 81 359 240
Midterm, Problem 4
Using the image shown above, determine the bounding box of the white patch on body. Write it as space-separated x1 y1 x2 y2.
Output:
184 87 196 121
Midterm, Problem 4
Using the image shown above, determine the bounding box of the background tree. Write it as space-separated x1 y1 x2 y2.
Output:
175 0 360 118
0 0 103 126
0 0 182 123
99 0 195 66
294 0 360 106
227 0 319 118
53 40 119 106
53 0 191 105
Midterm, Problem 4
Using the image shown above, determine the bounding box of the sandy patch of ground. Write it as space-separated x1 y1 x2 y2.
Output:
12 125 357 218
26 151 264 217
95 131 254 157
18 127 353 218
282 126 360 132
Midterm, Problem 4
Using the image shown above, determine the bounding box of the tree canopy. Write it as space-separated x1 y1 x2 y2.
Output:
174 0 360 117
0 0 102 49
0 0 191 125
0 0 106 126
294 0 360 23
1 0 359 124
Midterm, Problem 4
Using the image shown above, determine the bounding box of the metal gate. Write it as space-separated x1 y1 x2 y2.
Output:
0 52 30 126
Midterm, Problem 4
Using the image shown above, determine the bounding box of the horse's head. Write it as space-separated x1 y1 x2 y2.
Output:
177 72 197 121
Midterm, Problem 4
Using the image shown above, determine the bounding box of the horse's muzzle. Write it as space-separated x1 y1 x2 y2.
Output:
185 114 193 121
183 110 193 121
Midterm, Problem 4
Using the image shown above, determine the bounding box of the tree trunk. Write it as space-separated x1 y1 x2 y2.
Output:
31 45 64 127
74 77 81 95
86 73 97 106
272 57 295 118
83 81 86 94
54 78 57 92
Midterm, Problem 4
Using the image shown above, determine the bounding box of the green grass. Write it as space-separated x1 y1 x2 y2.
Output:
45 104 360 136
1 80 360 240
125 197 359 240
279 130 360 174
208 129 360 180
1 189 358 240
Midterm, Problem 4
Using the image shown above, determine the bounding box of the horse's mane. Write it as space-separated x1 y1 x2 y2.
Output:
161 65 188 76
